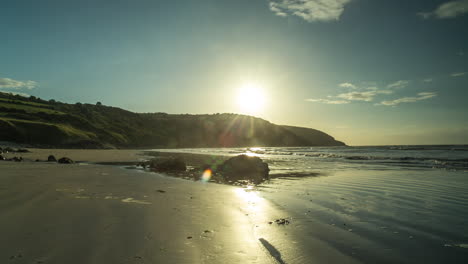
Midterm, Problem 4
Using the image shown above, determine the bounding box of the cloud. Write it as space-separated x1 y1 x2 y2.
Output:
418 0 468 19
270 4 288 17
451 72 467 77
379 92 437 106
336 90 393 102
307 79 431 106
269 0 352 22
0 77 38 89
338 82 357 89
417 12 433 19
306 98 349 104
387 80 409 89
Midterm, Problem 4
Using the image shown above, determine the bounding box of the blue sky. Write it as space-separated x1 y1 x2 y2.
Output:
1 0 467 145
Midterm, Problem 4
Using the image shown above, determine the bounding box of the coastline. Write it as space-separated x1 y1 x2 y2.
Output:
0 148 358 264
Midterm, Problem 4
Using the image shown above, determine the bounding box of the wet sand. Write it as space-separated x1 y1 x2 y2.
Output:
0 149 359 263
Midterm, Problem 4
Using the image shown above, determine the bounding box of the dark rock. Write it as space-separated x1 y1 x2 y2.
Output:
58 157 74 164
4 147 14 152
16 148 29 153
3 147 13 153
12 157 23 162
220 155 270 184
47 155 57 162
274 218 290 225
149 157 186 172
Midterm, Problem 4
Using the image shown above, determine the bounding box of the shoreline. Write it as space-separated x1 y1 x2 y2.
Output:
4 148 465 263
0 148 359 263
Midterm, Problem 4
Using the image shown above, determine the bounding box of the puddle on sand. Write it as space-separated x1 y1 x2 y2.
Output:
121 198 152 205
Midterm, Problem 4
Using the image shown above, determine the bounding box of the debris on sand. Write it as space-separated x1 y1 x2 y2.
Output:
274 218 290 225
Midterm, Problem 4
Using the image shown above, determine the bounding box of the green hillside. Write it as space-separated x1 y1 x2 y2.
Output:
0 92 345 148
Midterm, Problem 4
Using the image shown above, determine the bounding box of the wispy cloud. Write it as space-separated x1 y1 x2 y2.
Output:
270 4 288 17
451 72 467 77
305 98 349 104
308 82 394 104
0 77 38 89
336 90 393 102
387 80 409 89
379 92 437 106
338 82 357 89
422 78 433 83
269 0 352 22
418 0 468 19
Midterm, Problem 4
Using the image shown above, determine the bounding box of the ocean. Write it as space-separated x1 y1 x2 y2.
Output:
154 145 468 263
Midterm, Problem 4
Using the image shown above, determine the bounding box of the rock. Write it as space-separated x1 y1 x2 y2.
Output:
274 218 290 225
0 154 5 161
4 147 13 153
149 157 186 172
47 155 57 162
58 157 74 164
16 148 29 153
219 155 270 184
12 157 23 162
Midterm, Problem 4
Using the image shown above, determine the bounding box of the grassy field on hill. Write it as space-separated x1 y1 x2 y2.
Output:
0 92 345 148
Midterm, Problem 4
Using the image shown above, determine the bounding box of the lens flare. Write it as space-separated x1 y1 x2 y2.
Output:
201 169 212 182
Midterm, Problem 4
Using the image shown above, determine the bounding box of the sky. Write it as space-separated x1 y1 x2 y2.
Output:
1 0 467 145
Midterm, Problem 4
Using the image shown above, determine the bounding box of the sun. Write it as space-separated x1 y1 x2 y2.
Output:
237 83 266 115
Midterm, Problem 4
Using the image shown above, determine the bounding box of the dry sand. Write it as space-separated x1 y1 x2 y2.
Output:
0 149 359 263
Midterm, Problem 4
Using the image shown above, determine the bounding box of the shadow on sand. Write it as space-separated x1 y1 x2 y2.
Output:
259 238 286 264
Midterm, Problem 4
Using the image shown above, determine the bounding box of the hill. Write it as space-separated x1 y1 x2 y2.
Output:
0 92 345 148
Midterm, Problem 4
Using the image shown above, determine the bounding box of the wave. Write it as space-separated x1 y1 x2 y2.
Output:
153 145 468 171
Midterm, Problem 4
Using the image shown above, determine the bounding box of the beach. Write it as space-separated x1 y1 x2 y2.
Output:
0 149 360 264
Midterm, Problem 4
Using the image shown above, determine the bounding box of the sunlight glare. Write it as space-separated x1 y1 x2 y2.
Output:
237 83 266 115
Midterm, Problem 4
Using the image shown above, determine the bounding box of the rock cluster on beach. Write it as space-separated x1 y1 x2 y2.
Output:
0 147 28 162
0 148 74 164
142 154 270 185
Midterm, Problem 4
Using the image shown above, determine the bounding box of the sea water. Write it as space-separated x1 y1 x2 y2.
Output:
154 146 468 263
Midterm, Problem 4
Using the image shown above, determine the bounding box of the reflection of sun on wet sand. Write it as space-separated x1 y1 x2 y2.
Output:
0 149 358 263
